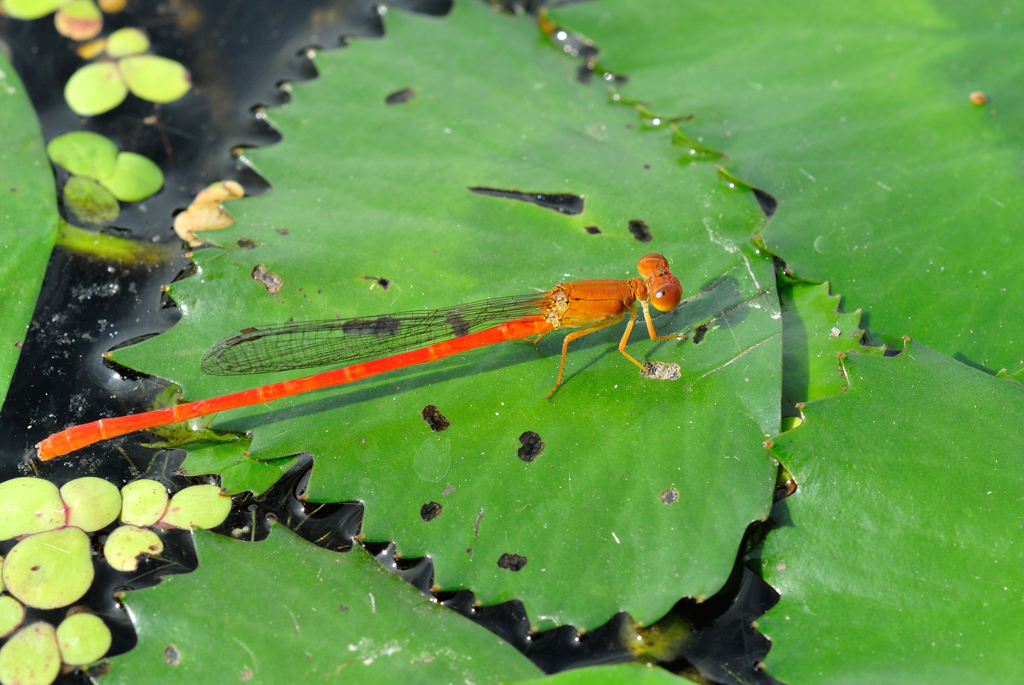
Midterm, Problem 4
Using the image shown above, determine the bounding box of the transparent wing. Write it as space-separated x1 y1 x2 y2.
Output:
200 294 550 375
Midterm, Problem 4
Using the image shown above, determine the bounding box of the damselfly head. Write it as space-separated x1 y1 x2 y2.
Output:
637 253 682 312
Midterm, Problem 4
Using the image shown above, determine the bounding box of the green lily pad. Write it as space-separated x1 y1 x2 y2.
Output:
119 55 191 104
103 524 164 573
105 27 150 57
62 175 120 225
103 526 543 683
60 477 121 532
778 278 863 415
56 612 111 666
2 528 94 610
120 479 168 527
46 131 118 179
759 342 1024 681
178 442 296 497
0 478 66 541
550 0 1024 371
0 53 60 408
1 0 65 20
111 1 780 628
54 0 102 41
158 484 231 530
64 61 128 116
97 151 163 202
0 622 60 685
0 595 25 639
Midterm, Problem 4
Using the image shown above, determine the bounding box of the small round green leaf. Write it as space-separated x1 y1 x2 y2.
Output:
60 477 121 533
120 479 168 526
0 596 25 639
0 478 66 541
2 528 94 610
54 0 102 41
103 524 163 572
56 613 111 665
160 484 231 530
62 175 120 225
0 622 60 685
98 151 163 202
64 61 128 116
46 131 118 179
1 0 65 19
118 54 191 104
105 27 150 57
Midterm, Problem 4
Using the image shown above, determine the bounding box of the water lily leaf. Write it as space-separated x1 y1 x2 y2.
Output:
105 27 149 57
98 151 163 202
110 1 780 629
550 0 1024 371
778 278 862 414
119 54 191 104
103 526 543 683
54 0 102 41
64 61 128 116
1 0 65 20
0 54 60 408
62 175 119 225
46 130 118 179
758 342 1024 682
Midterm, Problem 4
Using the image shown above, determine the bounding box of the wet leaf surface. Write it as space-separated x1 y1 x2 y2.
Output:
759 342 1024 682
110 1 781 629
104 526 542 683
550 0 1024 372
0 54 60 408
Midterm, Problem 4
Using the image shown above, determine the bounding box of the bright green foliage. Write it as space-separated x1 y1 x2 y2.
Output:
778 278 862 416
64 62 128 116
100 151 163 201
759 342 1024 682
550 0 1024 372
104 527 543 684
159 484 231 529
2 0 65 19
178 441 297 497
2 528 93 610
119 55 191 104
56 613 111 666
111 1 780 628
62 175 119 225
103 524 163 572
119 479 168 527
513 663 686 684
0 56 60 408
46 131 118 179
0 596 25 639
0 622 60 685
0 478 65 541
105 27 150 57
60 477 121 532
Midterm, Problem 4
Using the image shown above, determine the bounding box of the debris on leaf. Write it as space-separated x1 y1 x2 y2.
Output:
173 181 245 246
